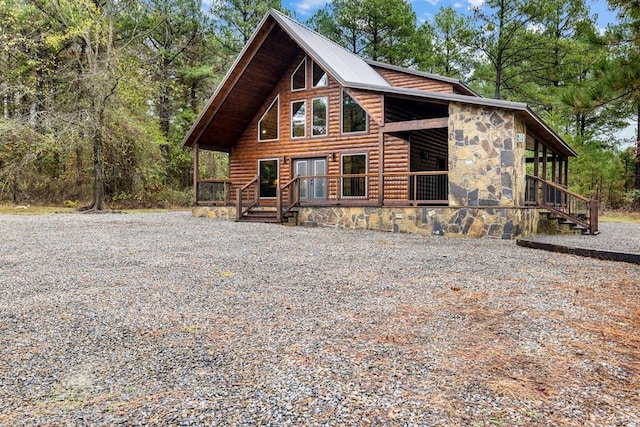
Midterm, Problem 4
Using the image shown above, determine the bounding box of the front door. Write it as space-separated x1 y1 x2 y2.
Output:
259 159 278 199
294 158 327 201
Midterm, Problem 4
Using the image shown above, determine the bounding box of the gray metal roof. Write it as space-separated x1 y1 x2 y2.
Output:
183 9 575 158
270 10 391 88
348 83 577 157
364 59 480 96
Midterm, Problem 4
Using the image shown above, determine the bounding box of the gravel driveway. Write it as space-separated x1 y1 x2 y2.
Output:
1 212 638 426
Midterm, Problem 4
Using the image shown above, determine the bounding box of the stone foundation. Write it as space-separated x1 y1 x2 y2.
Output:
192 205 237 220
192 205 541 239
297 206 539 239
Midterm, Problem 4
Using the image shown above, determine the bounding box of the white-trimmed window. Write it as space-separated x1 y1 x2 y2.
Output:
291 100 306 138
342 91 367 134
291 58 306 91
258 96 279 141
341 153 367 198
312 97 328 136
312 61 328 88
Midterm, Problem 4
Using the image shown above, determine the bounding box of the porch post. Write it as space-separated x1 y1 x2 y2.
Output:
378 130 384 207
533 140 539 203
551 152 557 184
193 142 199 205
564 157 569 187
533 140 539 177
542 145 548 181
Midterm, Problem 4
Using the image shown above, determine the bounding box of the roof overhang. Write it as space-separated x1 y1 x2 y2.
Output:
181 14 301 150
353 84 577 158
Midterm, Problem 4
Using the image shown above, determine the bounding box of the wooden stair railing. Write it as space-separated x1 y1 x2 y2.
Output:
236 176 259 221
526 175 599 234
277 177 300 222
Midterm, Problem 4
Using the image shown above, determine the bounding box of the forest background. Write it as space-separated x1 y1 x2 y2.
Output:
0 0 638 211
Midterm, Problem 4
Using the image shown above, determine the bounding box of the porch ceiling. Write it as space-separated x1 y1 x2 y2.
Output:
183 23 301 151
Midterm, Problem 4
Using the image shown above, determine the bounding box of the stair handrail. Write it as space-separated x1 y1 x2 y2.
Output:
526 174 598 234
277 177 300 222
236 176 259 220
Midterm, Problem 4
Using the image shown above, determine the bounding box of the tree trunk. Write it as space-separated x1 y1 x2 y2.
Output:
91 127 107 211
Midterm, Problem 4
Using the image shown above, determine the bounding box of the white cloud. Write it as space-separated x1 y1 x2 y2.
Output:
453 2 464 8
468 0 485 8
293 0 329 16
424 0 440 6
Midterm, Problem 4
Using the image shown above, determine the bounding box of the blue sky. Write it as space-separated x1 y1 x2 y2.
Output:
286 0 620 30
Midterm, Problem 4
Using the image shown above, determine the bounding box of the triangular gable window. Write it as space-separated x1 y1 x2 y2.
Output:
312 61 328 88
259 96 279 141
291 58 306 91
342 91 367 134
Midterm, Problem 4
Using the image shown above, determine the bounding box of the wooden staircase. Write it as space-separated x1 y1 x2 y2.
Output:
526 175 599 235
236 176 300 225
236 206 280 223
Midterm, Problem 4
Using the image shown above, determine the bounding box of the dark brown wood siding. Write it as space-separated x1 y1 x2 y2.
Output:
374 67 454 93
226 55 403 202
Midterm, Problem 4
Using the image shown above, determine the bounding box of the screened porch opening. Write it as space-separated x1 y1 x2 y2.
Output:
384 96 449 206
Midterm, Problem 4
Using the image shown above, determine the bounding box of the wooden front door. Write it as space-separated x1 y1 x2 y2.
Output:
294 158 327 201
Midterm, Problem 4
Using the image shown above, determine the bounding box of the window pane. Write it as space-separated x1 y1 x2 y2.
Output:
259 97 278 141
342 93 367 133
312 61 328 87
259 159 278 198
295 161 308 199
291 101 306 138
312 97 327 136
342 154 367 197
292 59 306 91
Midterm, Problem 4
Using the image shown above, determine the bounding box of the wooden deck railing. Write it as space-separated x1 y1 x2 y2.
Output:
235 176 258 220
383 171 449 206
526 175 598 234
196 179 231 205
290 171 450 205
276 177 300 222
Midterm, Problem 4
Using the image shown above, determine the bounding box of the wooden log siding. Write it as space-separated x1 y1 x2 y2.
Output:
227 54 391 203
346 89 384 125
372 67 454 93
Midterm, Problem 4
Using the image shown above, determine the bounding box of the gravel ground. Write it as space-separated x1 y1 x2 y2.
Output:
0 212 638 426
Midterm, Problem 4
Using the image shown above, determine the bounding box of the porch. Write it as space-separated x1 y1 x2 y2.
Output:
194 170 599 237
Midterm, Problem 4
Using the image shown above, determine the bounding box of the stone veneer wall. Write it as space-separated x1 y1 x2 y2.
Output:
297 206 538 239
448 102 526 208
191 206 540 239
193 206 237 220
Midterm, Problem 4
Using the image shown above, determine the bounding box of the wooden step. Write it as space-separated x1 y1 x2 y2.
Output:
236 208 281 223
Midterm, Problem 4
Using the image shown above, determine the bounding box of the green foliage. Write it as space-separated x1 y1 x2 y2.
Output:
1 0 637 209
307 0 419 66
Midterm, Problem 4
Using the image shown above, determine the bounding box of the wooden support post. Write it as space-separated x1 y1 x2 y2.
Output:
533 140 539 203
542 145 548 181
193 142 199 205
378 130 384 207
551 153 557 184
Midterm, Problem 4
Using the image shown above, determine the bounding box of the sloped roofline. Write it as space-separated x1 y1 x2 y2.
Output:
350 83 577 157
182 9 575 158
364 59 480 97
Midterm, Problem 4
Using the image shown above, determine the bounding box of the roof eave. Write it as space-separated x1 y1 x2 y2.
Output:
181 12 277 148
346 83 577 157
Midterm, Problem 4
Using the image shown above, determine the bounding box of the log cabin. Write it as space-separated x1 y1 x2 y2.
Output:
182 9 598 238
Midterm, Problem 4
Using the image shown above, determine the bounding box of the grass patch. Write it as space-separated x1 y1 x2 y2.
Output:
600 210 640 223
0 205 76 215
0 204 190 215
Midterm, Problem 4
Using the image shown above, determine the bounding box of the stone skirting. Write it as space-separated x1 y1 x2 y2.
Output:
297 206 539 239
192 205 541 239
192 205 237 220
